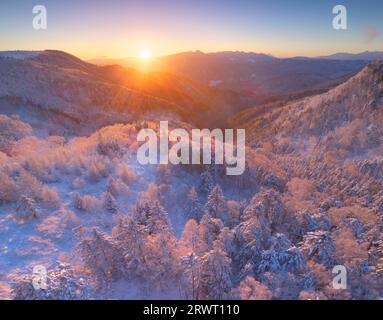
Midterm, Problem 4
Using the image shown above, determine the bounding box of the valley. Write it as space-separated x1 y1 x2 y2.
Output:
0 50 382 300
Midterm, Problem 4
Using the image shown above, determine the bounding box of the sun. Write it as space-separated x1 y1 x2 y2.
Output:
139 48 152 60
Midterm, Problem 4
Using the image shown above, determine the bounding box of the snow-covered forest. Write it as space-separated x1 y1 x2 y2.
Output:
0 51 383 300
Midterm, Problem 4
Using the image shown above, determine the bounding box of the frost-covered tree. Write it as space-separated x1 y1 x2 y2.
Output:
139 232 180 292
300 231 337 268
257 234 306 274
241 188 287 236
260 271 303 300
234 221 264 275
78 228 123 284
0 172 16 204
234 192 276 271
106 177 124 198
180 252 201 300
72 192 100 212
0 115 32 153
15 170 43 200
96 134 121 158
112 217 148 281
112 211 179 293
340 217 364 238
199 241 232 300
179 219 205 255
12 263 91 300
102 191 118 214
301 210 332 233
217 227 236 258
131 200 172 235
333 227 369 274
239 276 272 300
40 186 61 209
73 192 83 211
15 196 40 220
199 213 224 250
186 186 202 221
226 200 243 228
205 185 228 223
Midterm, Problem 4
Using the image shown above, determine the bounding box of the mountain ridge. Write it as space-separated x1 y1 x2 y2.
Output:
0 50 250 134
317 51 383 61
233 60 383 159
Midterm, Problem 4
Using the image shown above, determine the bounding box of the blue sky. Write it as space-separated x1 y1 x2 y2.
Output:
0 0 382 58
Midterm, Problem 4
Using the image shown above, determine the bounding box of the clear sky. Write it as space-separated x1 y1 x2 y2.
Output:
0 0 382 59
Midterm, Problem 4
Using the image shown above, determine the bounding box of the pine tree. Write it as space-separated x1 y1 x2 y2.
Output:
234 191 283 272
112 207 179 292
112 216 148 279
180 252 201 299
131 200 171 235
199 213 224 250
103 191 118 214
300 231 337 267
217 227 236 258
186 186 202 221
257 233 306 274
199 241 232 299
205 185 227 222
79 228 123 284
73 192 85 211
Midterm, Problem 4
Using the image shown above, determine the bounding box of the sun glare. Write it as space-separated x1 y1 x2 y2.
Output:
139 48 152 60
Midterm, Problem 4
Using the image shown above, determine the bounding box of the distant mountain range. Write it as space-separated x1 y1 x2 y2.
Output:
1 49 381 136
316 51 383 61
89 50 383 67
0 50 250 134
90 51 373 97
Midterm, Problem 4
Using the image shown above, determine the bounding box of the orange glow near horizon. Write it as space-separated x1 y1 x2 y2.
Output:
1 1 382 62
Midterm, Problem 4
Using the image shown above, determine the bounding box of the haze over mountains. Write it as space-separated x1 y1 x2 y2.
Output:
0 49 371 134
90 50 374 98
1 49 383 299
0 50 250 134
317 51 383 61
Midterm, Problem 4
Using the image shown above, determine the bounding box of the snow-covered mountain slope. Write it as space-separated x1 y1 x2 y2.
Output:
234 60 383 157
0 50 249 136
231 61 383 232
0 51 186 136
1 108 383 299
1 52 383 300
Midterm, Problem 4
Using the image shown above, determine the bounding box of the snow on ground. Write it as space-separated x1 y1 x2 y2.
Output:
1 60 383 300
0 118 199 296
